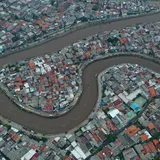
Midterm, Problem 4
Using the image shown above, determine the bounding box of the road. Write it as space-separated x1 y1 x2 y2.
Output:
0 55 160 134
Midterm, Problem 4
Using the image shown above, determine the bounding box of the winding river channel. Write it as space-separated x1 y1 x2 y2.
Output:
0 13 160 134
0 56 160 134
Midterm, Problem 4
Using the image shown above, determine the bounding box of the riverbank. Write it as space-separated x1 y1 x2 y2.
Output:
0 12 160 67
1 10 160 58
0 54 160 136
0 50 159 119
0 12 160 135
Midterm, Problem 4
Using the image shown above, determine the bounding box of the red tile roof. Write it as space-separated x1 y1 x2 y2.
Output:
65 156 71 160
107 120 117 131
147 123 155 130
143 143 151 154
153 139 159 146
31 152 39 160
125 125 140 137
102 146 112 156
43 104 53 111
120 37 128 44
149 87 157 98
97 153 105 160
93 134 101 143
147 141 157 153
29 62 36 67
140 134 148 142
113 99 123 106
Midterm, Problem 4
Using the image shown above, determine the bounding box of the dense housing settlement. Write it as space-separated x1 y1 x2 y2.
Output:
0 1 160 159
0 21 160 116
0 64 160 159
0 0 159 54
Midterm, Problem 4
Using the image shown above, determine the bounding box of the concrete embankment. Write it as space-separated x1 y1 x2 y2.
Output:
0 54 160 135
0 12 160 66
0 12 160 135
1 10 160 58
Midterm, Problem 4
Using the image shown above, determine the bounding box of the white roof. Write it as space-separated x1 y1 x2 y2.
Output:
11 127 19 133
137 81 144 86
25 88 30 93
21 149 36 160
24 83 29 88
101 128 107 135
65 134 72 139
75 146 87 159
97 111 107 119
108 109 120 118
36 68 40 73
54 137 60 142
71 141 77 148
104 90 111 96
41 66 46 75
144 131 152 139
71 149 81 159
0 46 3 50
149 79 156 86
111 95 118 102
118 93 129 104
126 88 142 100
0 137 3 141
44 64 51 72
15 87 20 92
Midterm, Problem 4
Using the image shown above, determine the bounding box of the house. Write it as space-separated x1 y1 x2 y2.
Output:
21 149 36 160
149 87 157 98
125 125 140 137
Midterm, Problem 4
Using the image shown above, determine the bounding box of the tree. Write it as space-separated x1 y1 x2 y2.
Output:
29 136 48 142
75 6 80 12
102 84 106 93
107 38 112 43
50 0 55 6
14 67 19 72
41 137 48 142
105 134 117 142
89 118 93 122
103 108 109 114
12 36 19 42
76 61 80 65
100 50 105 55
4 124 11 131
149 50 155 56
107 37 119 46
32 13 38 19
66 150 71 156
8 64 14 68
79 17 88 22
92 5 99 11
14 15 19 20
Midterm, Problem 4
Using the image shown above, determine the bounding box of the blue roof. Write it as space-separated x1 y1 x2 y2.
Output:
57 108 64 111
19 61 24 64
131 155 137 159
101 101 105 105
130 103 140 112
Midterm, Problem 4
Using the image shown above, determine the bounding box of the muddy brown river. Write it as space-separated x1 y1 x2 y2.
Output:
0 13 160 134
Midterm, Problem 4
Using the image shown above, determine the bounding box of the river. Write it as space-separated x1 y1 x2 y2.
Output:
0 13 160 67
0 56 160 134
0 13 160 134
